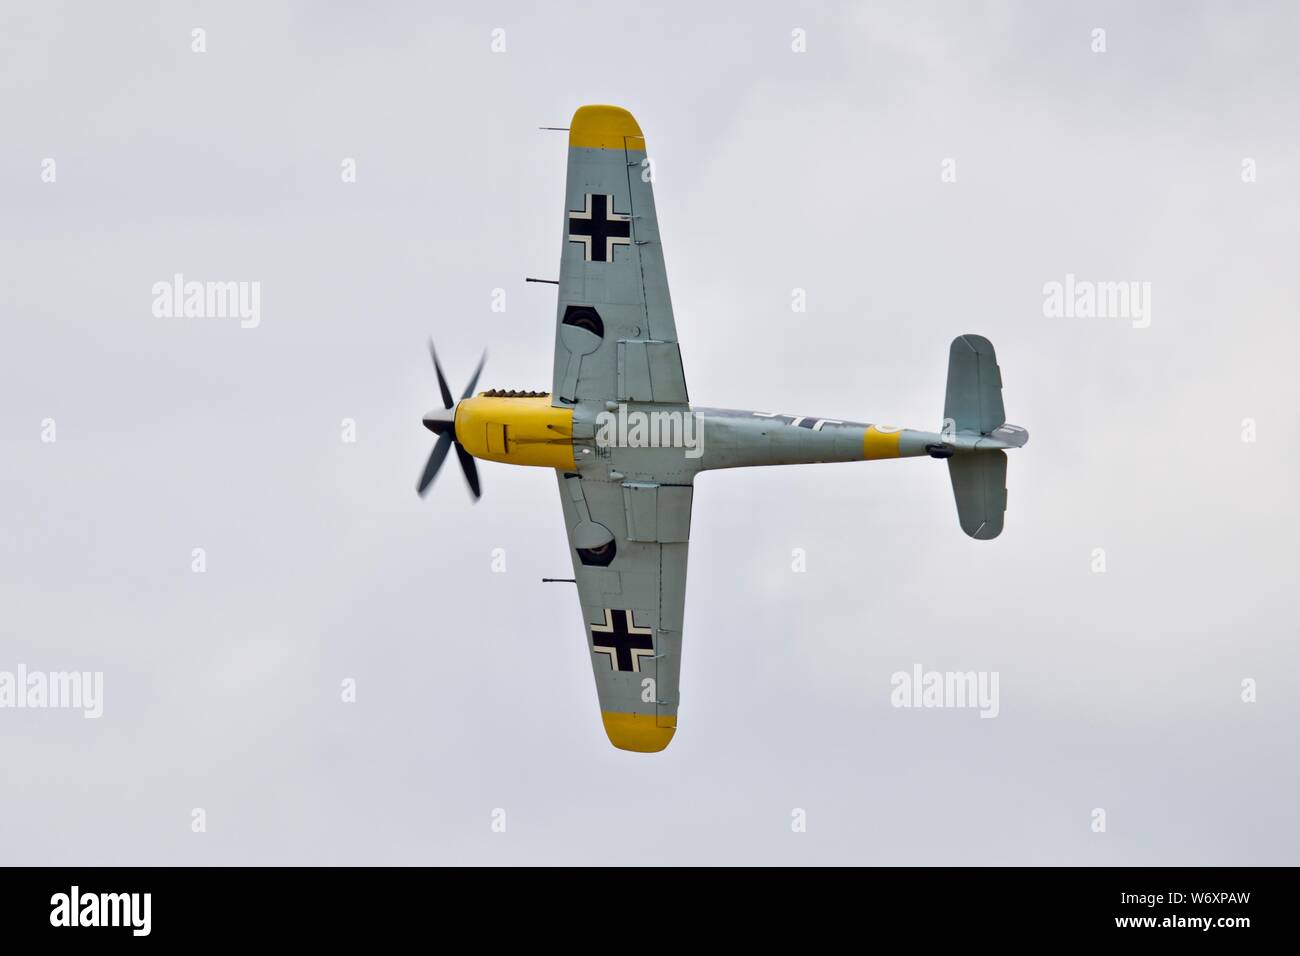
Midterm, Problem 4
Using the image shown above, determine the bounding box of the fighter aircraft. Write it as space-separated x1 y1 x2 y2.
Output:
418 105 1028 753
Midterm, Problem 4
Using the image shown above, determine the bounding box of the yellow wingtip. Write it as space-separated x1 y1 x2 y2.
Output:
570 105 644 150
601 711 676 753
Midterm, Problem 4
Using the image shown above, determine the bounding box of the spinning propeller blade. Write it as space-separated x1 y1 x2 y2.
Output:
417 343 488 500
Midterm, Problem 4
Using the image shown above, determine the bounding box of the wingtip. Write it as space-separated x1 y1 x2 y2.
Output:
601 711 675 753
569 105 643 150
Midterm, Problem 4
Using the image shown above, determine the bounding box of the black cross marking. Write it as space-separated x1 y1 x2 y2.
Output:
568 194 631 262
590 608 654 672
752 412 845 431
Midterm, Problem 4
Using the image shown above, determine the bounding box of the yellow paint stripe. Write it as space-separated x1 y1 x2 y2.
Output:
570 105 643 151
601 711 675 753
863 425 902 460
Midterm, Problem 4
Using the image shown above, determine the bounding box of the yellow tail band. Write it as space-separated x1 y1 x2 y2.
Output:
863 424 903 460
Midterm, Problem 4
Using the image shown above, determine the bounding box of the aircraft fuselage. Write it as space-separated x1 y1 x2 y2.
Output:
452 393 976 480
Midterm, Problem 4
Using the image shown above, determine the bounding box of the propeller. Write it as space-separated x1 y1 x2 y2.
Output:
418 341 487 499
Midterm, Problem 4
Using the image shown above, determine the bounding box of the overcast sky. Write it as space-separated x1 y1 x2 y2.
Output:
2 0 1297 865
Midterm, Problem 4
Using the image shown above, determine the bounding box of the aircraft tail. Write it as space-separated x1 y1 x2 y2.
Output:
942 334 1028 540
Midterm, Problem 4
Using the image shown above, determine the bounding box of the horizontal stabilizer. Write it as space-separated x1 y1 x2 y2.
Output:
948 450 1008 540
986 423 1029 449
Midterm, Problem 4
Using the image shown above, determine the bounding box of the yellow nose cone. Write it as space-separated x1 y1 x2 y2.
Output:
601 711 676 753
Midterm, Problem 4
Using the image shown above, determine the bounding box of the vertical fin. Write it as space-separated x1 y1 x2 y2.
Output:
944 334 1005 435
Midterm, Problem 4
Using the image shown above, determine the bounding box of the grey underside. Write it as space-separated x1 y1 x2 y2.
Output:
549 142 1024 725
551 141 690 722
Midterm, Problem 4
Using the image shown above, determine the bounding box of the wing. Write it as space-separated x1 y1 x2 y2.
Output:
551 105 688 407
555 471 691 752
